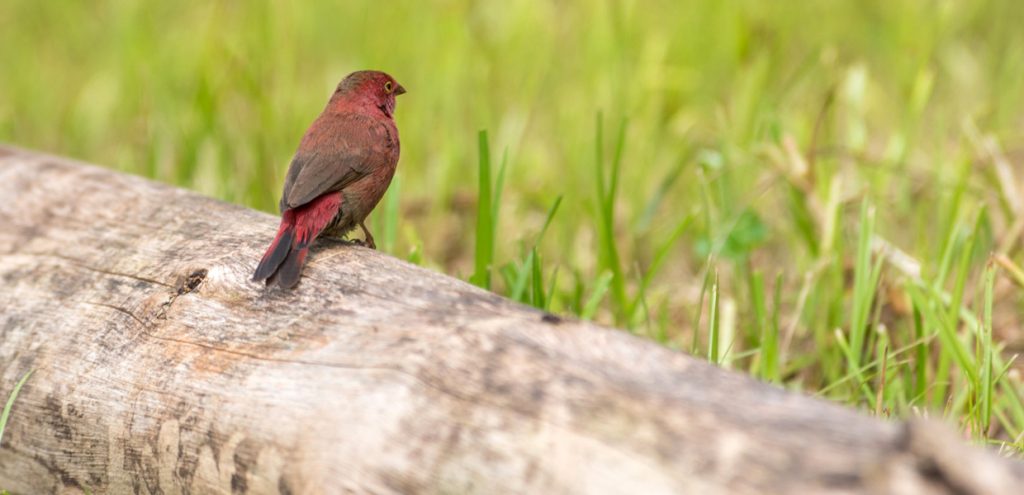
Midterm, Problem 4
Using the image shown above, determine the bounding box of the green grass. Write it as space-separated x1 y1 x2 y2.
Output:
3 0 1024 454
0 370 33 447
470 130 496 289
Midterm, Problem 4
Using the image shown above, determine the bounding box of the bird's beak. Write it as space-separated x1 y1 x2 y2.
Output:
395 83 407 96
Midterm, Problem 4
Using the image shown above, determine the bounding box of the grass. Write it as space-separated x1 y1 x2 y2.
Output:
470 130 496 290
0 370 33 447
2 0 1024 454
0 371 31 495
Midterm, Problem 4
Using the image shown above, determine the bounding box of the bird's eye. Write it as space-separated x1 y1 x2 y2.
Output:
384 81 393 93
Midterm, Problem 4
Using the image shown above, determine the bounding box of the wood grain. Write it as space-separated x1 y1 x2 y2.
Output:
0 145 1021 494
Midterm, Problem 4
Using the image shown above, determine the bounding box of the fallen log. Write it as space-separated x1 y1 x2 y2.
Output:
0 145 1021 495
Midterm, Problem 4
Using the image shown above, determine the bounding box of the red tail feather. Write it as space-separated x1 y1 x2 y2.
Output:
252 193 343 287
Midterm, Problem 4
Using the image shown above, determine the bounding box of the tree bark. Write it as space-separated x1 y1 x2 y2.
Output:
0 145 1021 494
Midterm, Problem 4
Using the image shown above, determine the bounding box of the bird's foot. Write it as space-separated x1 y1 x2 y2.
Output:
350 238 376 249
348 238 376 249
357 222 377 250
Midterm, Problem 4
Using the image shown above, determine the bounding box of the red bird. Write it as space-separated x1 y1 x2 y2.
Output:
253 70 405 288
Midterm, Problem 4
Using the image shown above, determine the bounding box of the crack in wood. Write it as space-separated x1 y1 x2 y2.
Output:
177 269 208 295
8 251 173 288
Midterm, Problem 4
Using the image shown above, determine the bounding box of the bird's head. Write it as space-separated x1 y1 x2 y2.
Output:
330 70 406 118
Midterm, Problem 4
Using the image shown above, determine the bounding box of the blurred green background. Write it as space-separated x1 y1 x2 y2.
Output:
4 0 1024 452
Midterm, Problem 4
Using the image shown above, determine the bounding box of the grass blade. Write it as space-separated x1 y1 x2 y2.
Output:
471 130 494 289
980 260 995 435
849 199 878 370
708 270 721 364
593 113 629 320
582 271 614 320
0 370 33 446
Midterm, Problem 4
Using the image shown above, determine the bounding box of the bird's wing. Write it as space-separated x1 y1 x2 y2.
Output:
278 113 391 211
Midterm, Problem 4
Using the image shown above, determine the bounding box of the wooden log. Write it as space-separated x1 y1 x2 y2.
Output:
0 145 1021 495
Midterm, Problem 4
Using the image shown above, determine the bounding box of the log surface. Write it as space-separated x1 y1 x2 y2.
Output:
0 145 1022 494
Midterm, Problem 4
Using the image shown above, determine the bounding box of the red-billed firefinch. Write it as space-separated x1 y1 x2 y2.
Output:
253 70 405 288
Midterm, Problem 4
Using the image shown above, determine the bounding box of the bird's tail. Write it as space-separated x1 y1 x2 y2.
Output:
252 193 343 288
253 210 297 283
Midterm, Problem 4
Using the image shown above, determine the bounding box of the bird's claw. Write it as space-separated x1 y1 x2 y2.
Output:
357 222 377 250
349 238 376 250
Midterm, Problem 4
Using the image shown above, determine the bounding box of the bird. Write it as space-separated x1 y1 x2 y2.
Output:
253 70 405 289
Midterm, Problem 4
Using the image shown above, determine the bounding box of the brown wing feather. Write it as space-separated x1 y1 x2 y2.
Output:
279 113 390 211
